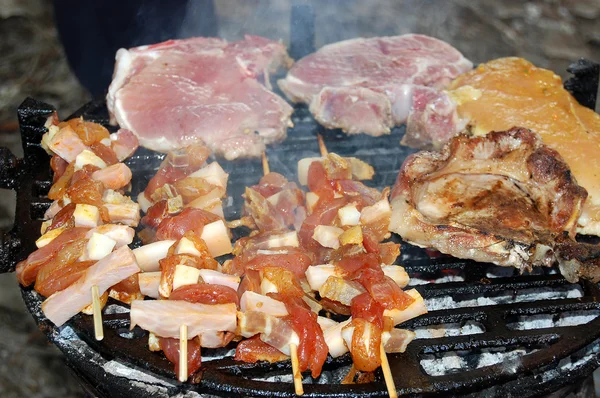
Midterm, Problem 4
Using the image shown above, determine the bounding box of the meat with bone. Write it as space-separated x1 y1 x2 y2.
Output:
389 127 600 281
446 57 600 236
278 34 471 139
107 36 294 159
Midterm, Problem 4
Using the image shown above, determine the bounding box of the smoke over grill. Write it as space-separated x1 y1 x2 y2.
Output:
2 3 600 397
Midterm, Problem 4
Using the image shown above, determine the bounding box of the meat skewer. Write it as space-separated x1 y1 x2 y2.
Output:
19 117 141 333
314 135 397 397
262 152 304 395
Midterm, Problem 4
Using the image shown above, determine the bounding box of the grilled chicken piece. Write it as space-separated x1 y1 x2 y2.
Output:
389 127 600 282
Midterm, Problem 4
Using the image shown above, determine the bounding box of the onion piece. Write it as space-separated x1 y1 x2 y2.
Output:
383 289 427 325
130 300 237 338
139 272 161 298
188 162 228 189
200 220 232 258
172 264 201 291
133 240 176 272
198 269 240 291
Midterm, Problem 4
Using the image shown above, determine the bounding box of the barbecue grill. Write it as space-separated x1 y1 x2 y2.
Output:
1 5 600 397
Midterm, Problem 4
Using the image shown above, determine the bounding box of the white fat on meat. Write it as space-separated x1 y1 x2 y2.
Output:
138 272 161 299
263 231 300 249
302 295 323 314
316 316 338 330
91 163 133 190
130 300 237 338
137 192 153 213
133 240 176 272
322 319 351 358
305 264 336 291
186 186 225 213
297 157 322 186
260 276 279 296
318 276 366 306
382 329 416 353
319 317 417 357
240 291 288 317
42 246 140 327
198 269 240 291
44 200 63 221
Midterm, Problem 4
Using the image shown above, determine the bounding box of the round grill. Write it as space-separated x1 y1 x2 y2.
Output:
0 97 598 397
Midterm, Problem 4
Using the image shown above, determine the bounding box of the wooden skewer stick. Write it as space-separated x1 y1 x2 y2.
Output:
317 134 328 157
289 343 304 395
91 285 103 341
380 343 397 398
179 324 188 382
262 151 270 176
262 152 302 395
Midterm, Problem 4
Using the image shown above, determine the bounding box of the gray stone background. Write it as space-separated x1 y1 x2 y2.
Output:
0 0 598 396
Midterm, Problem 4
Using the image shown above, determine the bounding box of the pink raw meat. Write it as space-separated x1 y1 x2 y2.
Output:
107 36 293 159
278 34 472 147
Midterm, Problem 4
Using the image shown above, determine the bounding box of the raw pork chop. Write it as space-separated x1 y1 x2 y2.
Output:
278 34 472 144
446 57 600 236
389 127 600 282
107 36 293 160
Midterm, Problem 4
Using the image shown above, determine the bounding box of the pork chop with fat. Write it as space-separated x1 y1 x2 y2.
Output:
278 34 472 143
107 36 293 160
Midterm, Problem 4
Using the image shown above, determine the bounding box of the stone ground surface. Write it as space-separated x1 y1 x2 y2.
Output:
0 0 599 396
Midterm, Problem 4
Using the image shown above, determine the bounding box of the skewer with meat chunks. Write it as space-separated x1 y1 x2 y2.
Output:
127 143 237 382
227 144 425 395
16 116 141 339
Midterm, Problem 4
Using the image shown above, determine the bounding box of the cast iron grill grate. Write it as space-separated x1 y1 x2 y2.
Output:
1 96 600 398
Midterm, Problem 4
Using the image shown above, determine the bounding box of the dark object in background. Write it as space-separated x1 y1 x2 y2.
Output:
564 58 599 110
53 0 217 97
